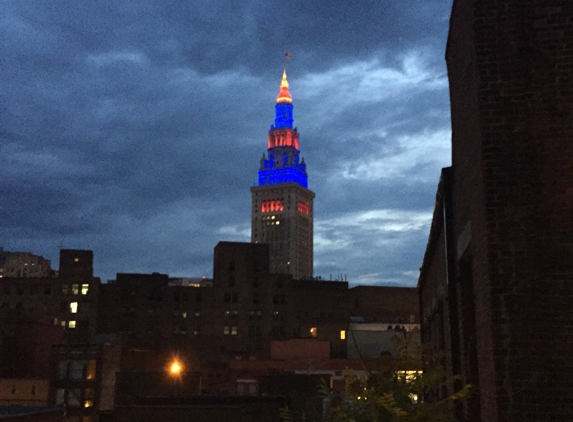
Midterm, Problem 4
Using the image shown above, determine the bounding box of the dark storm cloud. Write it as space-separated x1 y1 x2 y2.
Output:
1 0 453 284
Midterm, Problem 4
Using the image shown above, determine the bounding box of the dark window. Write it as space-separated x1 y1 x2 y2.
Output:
253 292 259 304
44 286 51 295
229 260 235 272
224 293 231 304
228 276 235 288
195 291 202 303
232 292 238 304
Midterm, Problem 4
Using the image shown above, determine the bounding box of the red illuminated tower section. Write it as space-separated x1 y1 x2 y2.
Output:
251 70 315 280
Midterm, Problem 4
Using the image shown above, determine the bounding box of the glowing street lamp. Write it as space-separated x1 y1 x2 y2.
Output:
169 360 182 376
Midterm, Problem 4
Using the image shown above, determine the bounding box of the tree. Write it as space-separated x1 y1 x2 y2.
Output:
281 331 470 422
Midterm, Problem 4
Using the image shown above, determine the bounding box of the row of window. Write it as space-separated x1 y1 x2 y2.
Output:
62 284 90 295
124 291 202 303
223 293 287 305
60 320 89 330
55 387 94 408
57 359 97 380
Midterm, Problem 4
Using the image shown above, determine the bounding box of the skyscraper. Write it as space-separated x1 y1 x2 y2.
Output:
251 70 314 280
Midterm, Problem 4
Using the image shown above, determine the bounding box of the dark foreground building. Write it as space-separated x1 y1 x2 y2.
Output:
419 1 573 421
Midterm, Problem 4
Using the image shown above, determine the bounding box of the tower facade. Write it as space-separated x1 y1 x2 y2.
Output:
251 71 314 280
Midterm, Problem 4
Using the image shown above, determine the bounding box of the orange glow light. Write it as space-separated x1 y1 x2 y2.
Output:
276 70 292 104
169 360 182 375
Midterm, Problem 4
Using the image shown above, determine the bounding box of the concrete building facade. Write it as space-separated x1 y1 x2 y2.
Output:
251 71 314 280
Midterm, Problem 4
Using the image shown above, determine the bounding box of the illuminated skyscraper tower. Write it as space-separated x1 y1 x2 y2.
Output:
251 70 314 279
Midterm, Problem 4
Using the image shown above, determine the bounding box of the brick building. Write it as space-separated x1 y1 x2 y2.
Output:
419 1 573 421
0 250 100 343
97 241 418 369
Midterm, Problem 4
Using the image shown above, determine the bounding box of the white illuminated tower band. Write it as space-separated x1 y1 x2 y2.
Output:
251 70 314 279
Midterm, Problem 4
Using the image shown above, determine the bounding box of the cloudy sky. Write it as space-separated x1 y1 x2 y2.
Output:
1 0 453 285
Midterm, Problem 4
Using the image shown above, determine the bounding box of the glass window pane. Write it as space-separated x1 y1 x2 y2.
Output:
55 389 65 404
70 361 86 380
57 361 68 380
68 388 81 407
86 360 96 380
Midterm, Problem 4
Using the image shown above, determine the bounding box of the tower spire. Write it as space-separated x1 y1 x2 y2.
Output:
276 69 292 104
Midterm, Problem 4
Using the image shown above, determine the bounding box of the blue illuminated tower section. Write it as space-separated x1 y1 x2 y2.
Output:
251 70 315 279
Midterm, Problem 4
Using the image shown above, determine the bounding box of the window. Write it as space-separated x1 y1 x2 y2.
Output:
310 327 317 338
223 326 230 335
70 302 78 313
62 285 68 295
86 360 96 380
182 312 187 318
70 361 86 380
55 388 65 404
224 293 231 304
81 284 89 295
253 292 259 304
58 360 68 380
74 258 79 262
84 388 94 408
72 284 79 295
68 388 81 407
228 276 235 288
340 330 346 340
231 326 238 336
68 320 76 329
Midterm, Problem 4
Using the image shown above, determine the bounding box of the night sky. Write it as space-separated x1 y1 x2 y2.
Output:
1 0 453 285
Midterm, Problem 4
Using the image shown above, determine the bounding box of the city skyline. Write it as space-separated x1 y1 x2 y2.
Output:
1 0 453 285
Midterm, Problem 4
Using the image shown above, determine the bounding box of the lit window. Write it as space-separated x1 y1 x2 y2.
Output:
340 330 346 340
68 321 76 329
231 326 238 336
61 320 66 327
72 284 79 295
84 400 93 408
81 284 89 295
70 302 78 313
86 360 96 380
223 326 230 335
74 258 79 262
182 312 187 318
62 285 69 295
310 327 317 338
